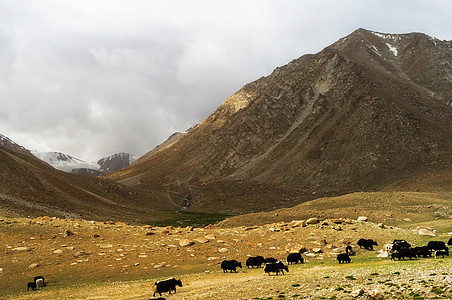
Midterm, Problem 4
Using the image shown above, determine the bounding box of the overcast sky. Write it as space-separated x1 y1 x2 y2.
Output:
1 1 451 161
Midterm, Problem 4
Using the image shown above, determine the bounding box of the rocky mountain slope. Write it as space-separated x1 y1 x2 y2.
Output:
0 133 34 158
112 28 452 213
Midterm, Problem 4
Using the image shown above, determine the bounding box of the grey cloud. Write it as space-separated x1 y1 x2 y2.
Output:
1 0 451 161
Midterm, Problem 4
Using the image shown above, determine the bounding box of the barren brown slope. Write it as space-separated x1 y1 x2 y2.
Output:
0 146 170 224
112 29 452 214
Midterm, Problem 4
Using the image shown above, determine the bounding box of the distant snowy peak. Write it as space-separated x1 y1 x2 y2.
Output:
31 151 137 175
31 151 100 173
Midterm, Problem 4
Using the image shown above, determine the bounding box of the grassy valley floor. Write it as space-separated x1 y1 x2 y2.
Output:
0 213 451 299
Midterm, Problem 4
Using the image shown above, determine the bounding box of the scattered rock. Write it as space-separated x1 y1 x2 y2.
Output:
403 218 412 222
351 288 364 297
74 251 91 257
145 231 155 236
92 234 101 238
418 228 436 236
316 239 327 246
194 237 209 244
306 217 319 224
53 249 63 254
357 216 368 222
64 229 74 236
285 243 306 253
12 247 29 252
28 263 39 269
179 239 195 247
368 289 383 299
205 235 216 240
218 248 229 253
312 248 323 253
184 226 194 232
287 220 305 228
244 226 259 231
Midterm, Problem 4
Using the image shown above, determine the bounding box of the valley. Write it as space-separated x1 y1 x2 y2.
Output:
0 205 450 299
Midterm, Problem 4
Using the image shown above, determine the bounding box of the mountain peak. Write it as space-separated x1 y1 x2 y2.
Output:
114 29 452 214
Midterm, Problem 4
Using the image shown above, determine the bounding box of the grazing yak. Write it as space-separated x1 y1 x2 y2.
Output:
263 257 277 264
246 256 264 268
337 245 352 264
448 238 452 246
153 278 182 297
264 261 289 275
27 281 37 291
221 260 242 273
413 246 432 258
435 250 449 258
357 239 378 250
427 241 447 252
391 248 417 260
287 253 304 264
392 240 411 252
34 275 46 287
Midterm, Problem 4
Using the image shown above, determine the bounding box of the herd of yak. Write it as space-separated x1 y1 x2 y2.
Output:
26 237 451 299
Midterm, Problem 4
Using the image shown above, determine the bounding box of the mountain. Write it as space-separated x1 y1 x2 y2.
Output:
0 133 34 158
31 151 137 176
111 29 452 214
0 142 169 223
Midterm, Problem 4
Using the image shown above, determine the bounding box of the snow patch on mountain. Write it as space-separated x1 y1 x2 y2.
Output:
31 151 137 174
386 43 398 56
31 151 100 172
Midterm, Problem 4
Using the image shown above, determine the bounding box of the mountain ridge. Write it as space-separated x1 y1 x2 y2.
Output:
111 28 452 213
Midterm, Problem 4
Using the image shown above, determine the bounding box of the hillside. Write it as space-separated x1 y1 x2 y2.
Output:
112 28 452 214
0 146 169 223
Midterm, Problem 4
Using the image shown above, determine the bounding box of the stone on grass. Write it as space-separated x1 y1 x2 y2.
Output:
194 237 209 244
351 288 364 297
28 263 39 269
179 239 195 247
357 216 368 222
306 217 319 224
368 289 383 298
418 228 436 236
12 247 28 252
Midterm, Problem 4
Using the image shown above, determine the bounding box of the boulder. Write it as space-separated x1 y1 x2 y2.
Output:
194 237 209 244
179 239 195 247
12 247 29 252
418 228 436 236
368 289 383 299
285 243 306 253
351 288 364 297
28 263 39 269
306 217 319 224
244 226 259 231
